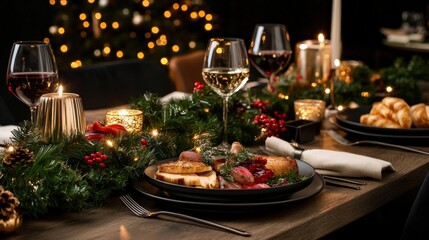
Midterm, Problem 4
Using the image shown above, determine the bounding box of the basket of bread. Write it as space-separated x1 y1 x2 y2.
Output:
143 142 315 201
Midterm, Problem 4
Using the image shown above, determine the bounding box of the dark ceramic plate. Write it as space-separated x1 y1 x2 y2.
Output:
133 172 324 212
143 158 315 202
336 106 429 136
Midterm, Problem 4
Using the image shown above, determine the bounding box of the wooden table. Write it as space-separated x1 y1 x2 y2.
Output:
5 131 429 240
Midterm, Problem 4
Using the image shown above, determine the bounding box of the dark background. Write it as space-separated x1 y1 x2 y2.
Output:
1 0 429 124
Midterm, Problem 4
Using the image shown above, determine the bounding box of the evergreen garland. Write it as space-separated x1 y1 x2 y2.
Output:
0 84 288 218
0 55 427 218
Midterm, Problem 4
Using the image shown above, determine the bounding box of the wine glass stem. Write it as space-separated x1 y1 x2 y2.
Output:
222 96 229 144
30 106 37 124
268 74 277 93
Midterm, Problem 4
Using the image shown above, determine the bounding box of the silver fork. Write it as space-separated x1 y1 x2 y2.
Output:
119 195 251 237
327 130 429 155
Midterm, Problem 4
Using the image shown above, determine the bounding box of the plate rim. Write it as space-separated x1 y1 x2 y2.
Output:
133 172 324 208
336 106 429 135
143 157 316 200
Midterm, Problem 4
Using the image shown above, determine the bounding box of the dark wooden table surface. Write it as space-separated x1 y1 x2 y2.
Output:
5 131 429 240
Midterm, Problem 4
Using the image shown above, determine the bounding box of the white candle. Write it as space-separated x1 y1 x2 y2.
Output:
330 0 341 69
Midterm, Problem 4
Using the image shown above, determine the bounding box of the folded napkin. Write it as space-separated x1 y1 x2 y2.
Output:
160 91 190 104
0 125 18 144
265 136 395 180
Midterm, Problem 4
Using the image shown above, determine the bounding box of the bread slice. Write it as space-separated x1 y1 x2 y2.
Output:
157 160 212 174
258 155 299 176
154 170 219 189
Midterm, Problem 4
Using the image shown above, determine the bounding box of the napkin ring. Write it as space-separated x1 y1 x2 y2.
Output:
293 149 305 160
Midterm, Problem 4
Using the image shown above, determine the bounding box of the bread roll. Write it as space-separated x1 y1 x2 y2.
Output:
370 102 398 123
381 97 412 128
360 114 401 128
411 103 429 128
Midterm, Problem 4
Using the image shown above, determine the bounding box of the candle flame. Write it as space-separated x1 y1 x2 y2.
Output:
58 85 63 97
118 109 128 115
334 59 341 67
318 33 325 43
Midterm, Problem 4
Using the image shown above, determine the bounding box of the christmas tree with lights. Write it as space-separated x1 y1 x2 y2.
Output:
48 0 217 70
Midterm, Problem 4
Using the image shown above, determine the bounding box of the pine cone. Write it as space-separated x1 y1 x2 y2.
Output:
0 186 22 234
3 147 35 168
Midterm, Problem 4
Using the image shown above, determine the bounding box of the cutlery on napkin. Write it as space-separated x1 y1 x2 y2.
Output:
265 136 395 180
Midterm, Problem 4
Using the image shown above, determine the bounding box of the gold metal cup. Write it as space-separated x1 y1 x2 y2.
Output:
36 93 86 142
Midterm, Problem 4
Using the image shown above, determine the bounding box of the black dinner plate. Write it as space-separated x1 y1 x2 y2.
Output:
335 106 429 145
133 172 324 212
143 158 315 202
336 106 429 136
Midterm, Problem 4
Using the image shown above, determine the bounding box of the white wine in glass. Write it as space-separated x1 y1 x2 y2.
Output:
6 41 59 124
202 38 250 147
249 24 292 92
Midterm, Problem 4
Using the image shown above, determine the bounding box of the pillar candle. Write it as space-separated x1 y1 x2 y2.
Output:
295 35 331 86
330 0 342 69
36 86 86 142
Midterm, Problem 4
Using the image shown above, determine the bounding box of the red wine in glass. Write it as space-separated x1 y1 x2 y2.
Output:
7 72 59 107
249 50 292 78
6 41 59 123
249 24 292 92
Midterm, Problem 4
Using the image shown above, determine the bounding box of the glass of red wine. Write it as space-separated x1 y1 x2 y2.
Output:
248 24 292 93
6 41 59 124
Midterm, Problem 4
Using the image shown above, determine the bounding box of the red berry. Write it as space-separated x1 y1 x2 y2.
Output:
99 162 106 168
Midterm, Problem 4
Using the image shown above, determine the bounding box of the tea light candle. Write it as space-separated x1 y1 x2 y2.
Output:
106 109 143 132
36 85 86 142
294 99 326 121
295 34 331 86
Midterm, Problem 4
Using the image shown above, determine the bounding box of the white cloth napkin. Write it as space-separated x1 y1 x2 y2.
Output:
0 125 18 144
160 91 190 104
265 136 395 180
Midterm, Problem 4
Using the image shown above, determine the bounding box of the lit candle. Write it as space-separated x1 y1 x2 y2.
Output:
295 34 331 86
330 0 342 69
106 109 143 132
294 99 326 121
36 85 86 142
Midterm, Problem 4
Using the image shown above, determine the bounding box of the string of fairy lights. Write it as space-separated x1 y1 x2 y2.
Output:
47 0 216 69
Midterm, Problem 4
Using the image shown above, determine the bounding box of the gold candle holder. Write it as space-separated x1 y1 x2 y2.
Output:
295 36 331 86
106 109 143 132
294 99 326 121
36 90 86 142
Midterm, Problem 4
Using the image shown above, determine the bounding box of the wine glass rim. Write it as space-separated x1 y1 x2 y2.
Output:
209 37 245 42
255 23 287 27
14 41 50 45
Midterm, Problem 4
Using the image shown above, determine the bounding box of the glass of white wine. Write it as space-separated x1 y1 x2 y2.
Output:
202 38 250 147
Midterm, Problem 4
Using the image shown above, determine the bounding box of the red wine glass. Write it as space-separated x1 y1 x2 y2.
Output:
6 41 59 124
249 24 292 92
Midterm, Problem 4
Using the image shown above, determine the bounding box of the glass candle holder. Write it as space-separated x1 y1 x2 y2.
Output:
106 109 143 132
36 92 86 142
294 99 326 121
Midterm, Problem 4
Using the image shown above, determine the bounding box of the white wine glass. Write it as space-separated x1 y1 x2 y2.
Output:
249 23 292 93
6 41 59 124
202 38 250 147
